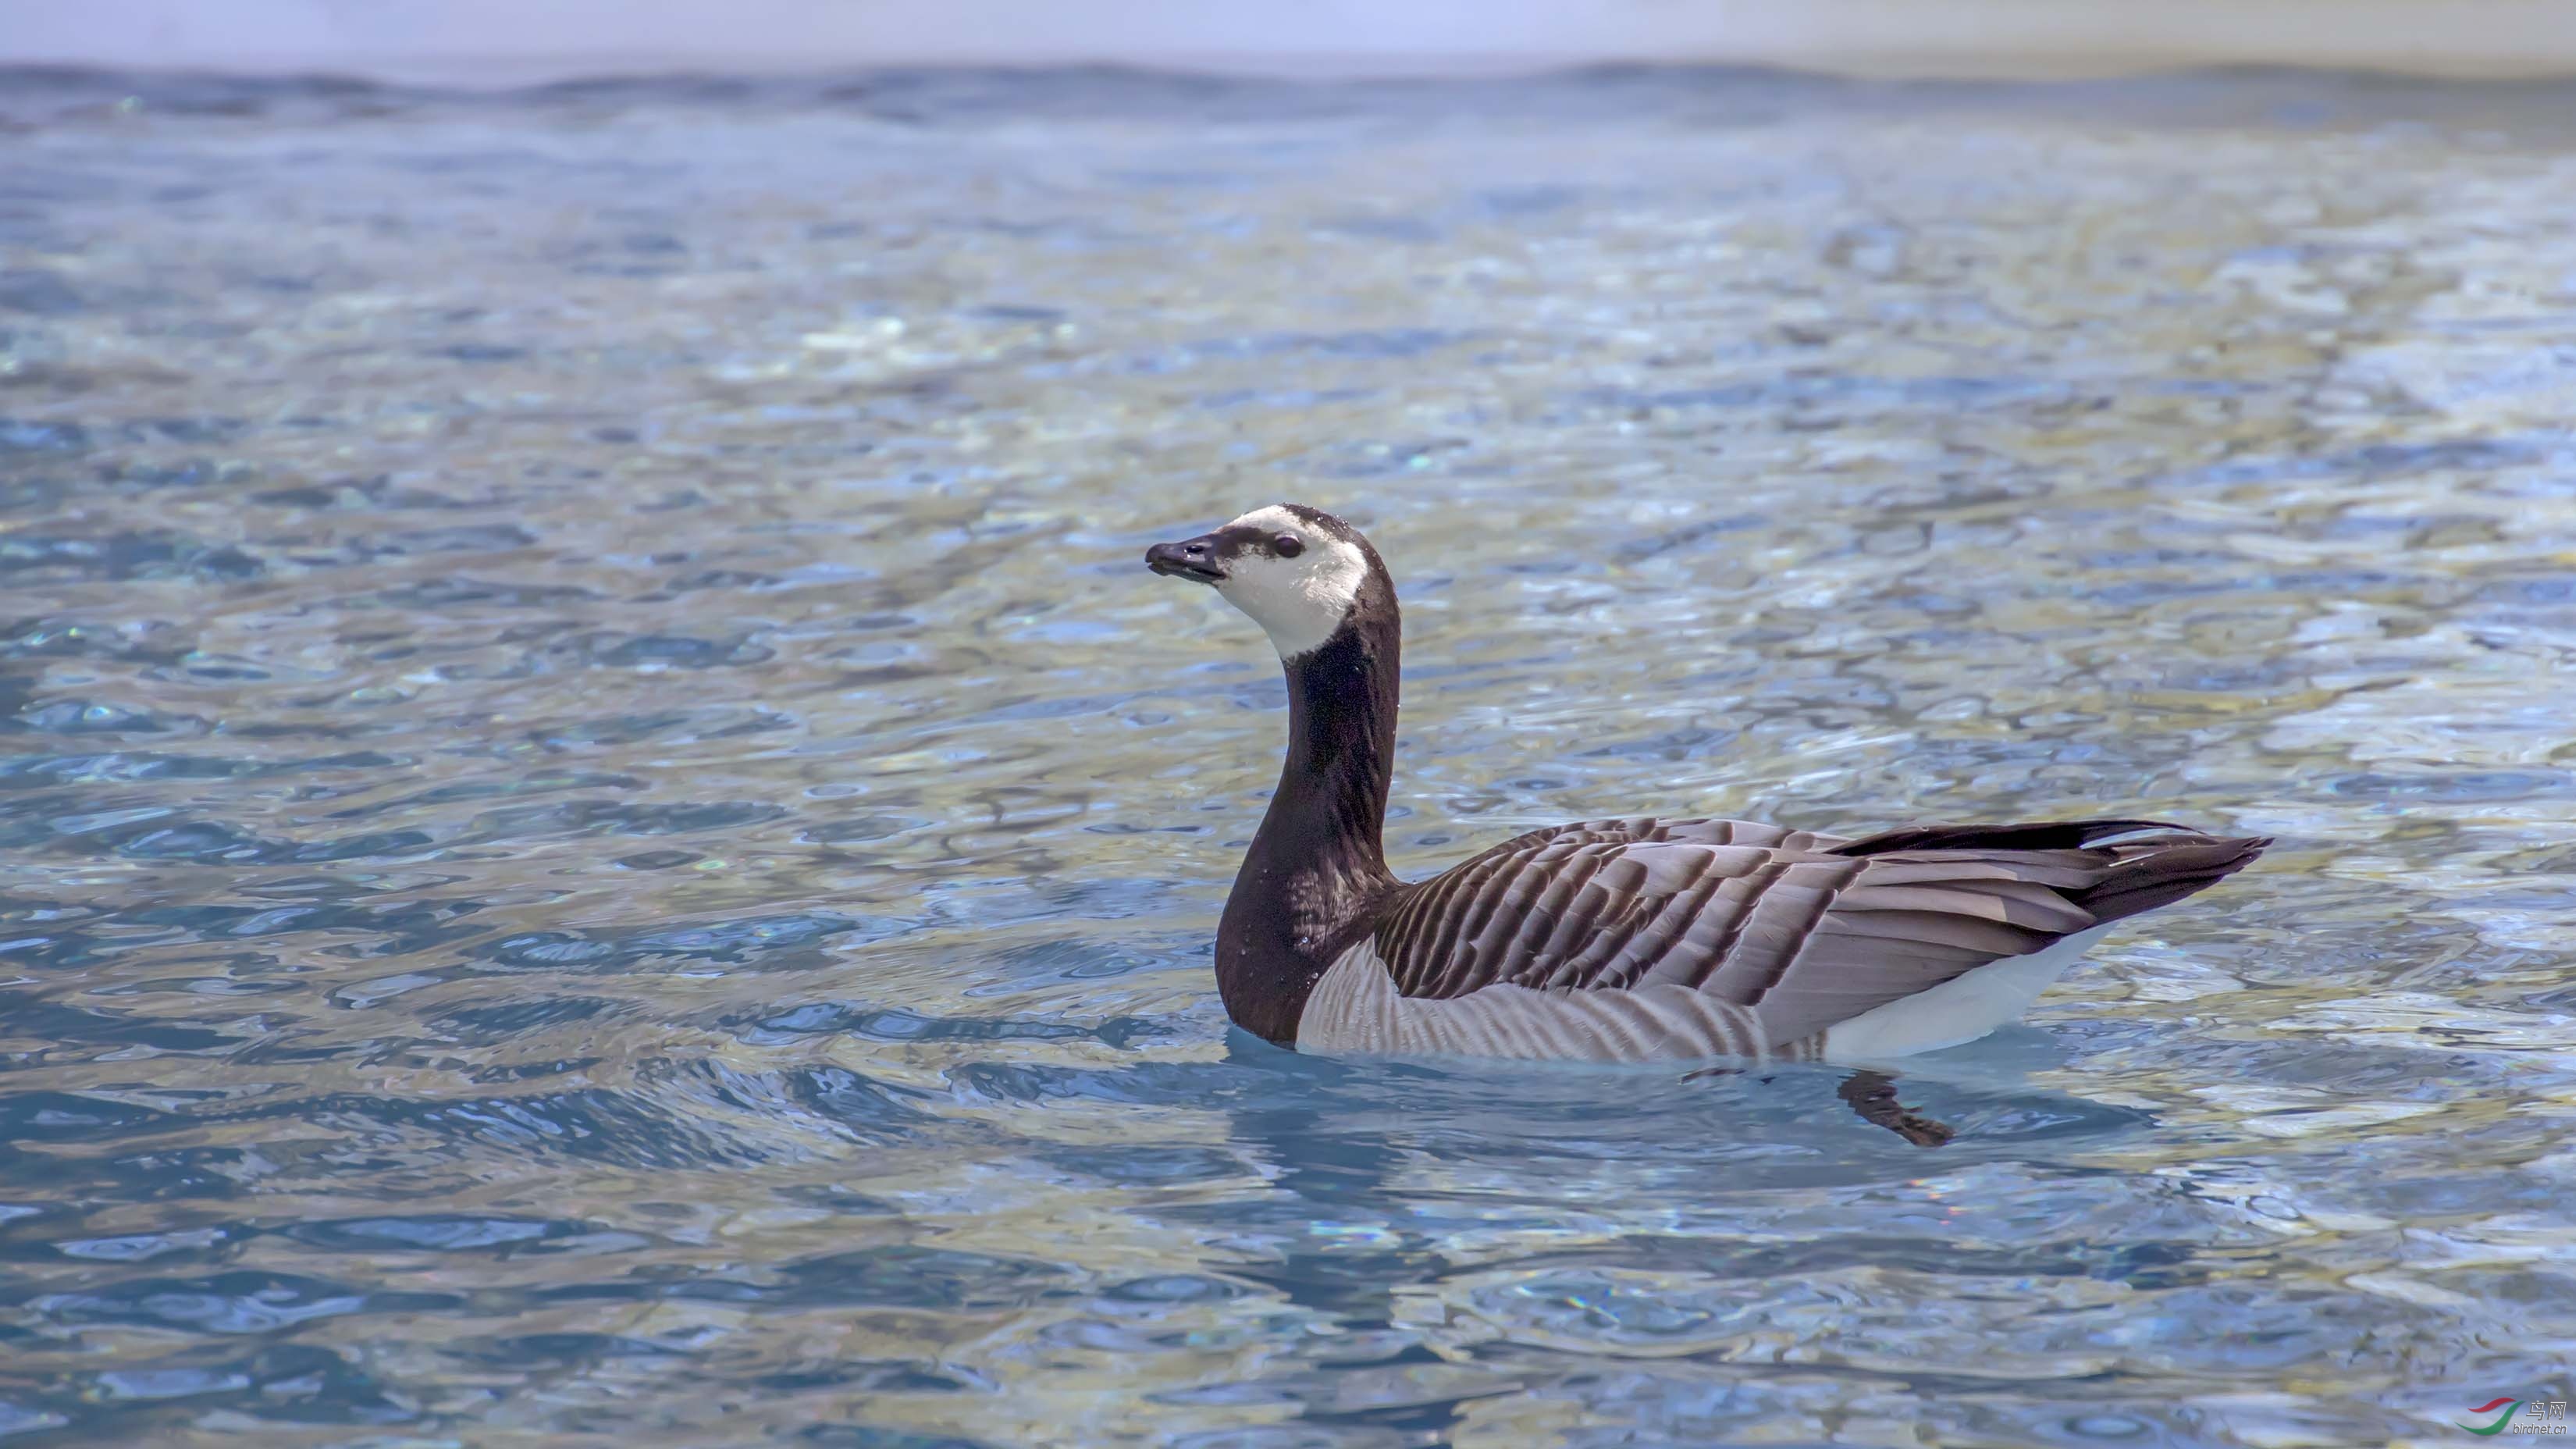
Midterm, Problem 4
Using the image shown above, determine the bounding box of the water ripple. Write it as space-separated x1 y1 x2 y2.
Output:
0 60 2568 1448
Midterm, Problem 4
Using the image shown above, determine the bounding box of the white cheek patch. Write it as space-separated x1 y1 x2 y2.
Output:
1214 504 1368 659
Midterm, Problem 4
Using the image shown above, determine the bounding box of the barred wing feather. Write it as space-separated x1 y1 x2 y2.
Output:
1343 815 2265 1059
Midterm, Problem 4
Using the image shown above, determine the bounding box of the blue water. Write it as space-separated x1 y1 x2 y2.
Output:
5 63 2576 1446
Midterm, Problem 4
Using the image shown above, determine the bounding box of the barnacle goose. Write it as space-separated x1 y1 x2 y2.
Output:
1147 504 2265 1066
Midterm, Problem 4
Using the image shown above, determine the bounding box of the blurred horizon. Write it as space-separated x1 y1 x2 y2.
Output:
13 0 2576 83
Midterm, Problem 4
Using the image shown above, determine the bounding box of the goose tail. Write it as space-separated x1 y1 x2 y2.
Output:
2072 831 2271 924
1826 815 2268 925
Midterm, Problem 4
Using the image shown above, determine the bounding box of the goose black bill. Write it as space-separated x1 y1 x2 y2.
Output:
1145 536 1226 584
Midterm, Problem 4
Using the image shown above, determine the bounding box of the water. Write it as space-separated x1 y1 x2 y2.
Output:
4 64 2576 1447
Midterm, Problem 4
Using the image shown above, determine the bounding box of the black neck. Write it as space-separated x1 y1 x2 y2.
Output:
1215 590 1402 1044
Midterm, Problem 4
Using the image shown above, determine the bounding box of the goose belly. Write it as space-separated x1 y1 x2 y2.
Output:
1820 923 2115 1062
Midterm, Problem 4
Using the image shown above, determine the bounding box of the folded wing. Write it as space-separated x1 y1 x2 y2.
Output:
1356 815 2265 1057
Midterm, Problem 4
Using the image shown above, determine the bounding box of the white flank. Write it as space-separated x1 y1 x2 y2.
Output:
1297 923 2118 1065
1215 504 1370 659
1820 922 2116 1062
1296 939 1772 1061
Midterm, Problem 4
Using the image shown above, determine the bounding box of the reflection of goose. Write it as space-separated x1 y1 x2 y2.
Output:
1147 504 2265 1067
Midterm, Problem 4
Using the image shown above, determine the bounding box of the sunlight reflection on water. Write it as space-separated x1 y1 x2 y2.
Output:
2 63 2575 1447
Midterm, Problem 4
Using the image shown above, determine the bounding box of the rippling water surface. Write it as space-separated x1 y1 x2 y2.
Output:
5 65 2576 1447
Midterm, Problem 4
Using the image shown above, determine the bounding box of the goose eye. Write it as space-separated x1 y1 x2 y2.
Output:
1273 534 1304 558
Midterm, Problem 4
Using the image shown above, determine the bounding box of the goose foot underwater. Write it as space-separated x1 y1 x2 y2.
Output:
1147 505 2265 1073
1680 1063 1958 1148
1836 1070 1956 1149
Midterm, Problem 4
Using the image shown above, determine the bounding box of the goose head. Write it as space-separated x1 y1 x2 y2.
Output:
1147 503 1385 660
